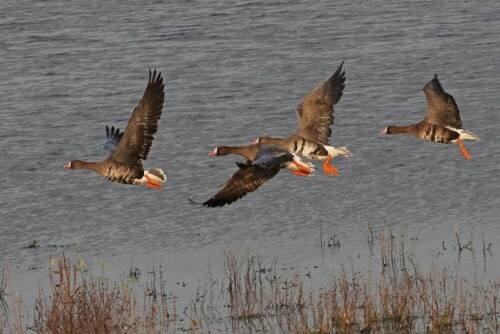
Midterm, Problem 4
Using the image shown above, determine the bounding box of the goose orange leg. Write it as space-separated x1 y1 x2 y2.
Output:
290 160 312 177
145 175 164 189
457 138 471 160
323 154 339 176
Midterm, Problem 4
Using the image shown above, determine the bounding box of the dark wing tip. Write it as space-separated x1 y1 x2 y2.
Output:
332 60 346 80
432 74 441 87
104 125 123 153
322 60 346 104
337 59 345 72
326 61 346 90
149 68 163 86
203 200 228 208
189 196 226 208
236 161 250 169
188 197 205 207
105 125 123 142
424 73 444 93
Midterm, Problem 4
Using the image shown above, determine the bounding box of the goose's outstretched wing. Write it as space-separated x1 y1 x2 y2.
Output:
423 74 462 128
295 61 345 144
195 163 280 208
109 70 165 166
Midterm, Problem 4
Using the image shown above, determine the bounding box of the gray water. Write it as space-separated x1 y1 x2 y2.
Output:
1 0 499 328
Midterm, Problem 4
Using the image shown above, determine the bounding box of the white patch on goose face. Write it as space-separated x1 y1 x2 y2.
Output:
208 147 218 156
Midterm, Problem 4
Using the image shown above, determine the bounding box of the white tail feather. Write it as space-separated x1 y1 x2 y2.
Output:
458 129 479 141
325 146 353 158
445 127 479 141
145 168 167 184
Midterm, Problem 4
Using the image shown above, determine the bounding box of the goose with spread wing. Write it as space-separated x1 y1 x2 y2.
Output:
63 70 167 189
191 144 314 207
380 74 479 160
253 61 351 176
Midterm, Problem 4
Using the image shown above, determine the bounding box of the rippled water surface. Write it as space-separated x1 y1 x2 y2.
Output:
1 0 499 327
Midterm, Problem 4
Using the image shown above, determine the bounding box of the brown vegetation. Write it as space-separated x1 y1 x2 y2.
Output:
189 228 499 333
1 256 173 334
1 226 498 333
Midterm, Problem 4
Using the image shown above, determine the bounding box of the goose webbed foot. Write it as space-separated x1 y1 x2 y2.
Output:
145 174 164 189
323 155 339 176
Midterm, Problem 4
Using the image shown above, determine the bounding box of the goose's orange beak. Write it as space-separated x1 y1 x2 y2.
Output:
251 138 259 145
63 162 71 168
208 148 217 156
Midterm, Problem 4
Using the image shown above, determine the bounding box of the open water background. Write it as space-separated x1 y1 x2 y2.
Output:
0 1 499 330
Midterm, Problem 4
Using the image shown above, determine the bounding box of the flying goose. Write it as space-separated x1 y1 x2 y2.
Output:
63 70 167 188
253 61 351 176
191 144 314 207
380 74 479 160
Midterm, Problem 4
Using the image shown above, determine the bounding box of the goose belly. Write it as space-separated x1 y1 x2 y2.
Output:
104 164 144 184
420 124 458 144
292 138 328 160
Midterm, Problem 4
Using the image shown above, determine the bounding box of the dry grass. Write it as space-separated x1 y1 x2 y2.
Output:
0 258 174 334
188 227 500 334
29 255 173 334
33 255 132 332
1 226 499 334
